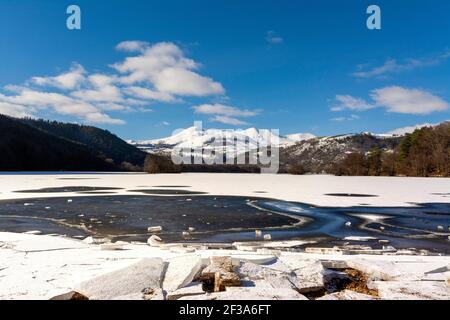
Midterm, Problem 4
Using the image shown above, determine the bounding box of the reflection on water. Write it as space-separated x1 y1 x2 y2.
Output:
0 195 448 253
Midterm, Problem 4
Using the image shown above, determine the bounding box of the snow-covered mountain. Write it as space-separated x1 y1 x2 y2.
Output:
128 126 315 154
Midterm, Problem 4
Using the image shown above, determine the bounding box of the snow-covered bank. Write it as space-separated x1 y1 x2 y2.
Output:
1 173 450 207
0 232 449 300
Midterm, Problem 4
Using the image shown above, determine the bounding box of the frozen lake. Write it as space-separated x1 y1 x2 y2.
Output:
0 173 449 252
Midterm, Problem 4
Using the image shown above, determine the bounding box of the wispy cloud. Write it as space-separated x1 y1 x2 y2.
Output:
330 114 360 122
209 115 249 125
265 30 283 45
193 103 260 125
124 86 180 103
193 103 260 117
155 121 170 127
115 40 149 53
331 95 374 112
352 51 450 79
332 86 450 115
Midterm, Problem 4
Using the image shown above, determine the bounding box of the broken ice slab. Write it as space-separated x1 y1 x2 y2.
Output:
148 226 163 232
75 258 165 300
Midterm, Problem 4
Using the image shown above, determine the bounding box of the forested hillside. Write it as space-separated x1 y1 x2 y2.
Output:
0 115 146 171
21 118 146 169
331 122 450 177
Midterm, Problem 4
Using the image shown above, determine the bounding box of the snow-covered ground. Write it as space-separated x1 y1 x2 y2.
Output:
1 173 449 207
0 232 449 300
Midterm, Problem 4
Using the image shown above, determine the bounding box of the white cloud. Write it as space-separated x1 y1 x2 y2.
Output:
331 95 374 112
209 115 249 125
71 74 123 103
155 121 170 127
124 86 178 103
83 112 125 125
193 103 260 117
352 59 399 79
0 89 125 125
0 101 35 118
113 42 225 96
371 86 449 114
352 51 450 79
333 86 449 115
330 116 345 122
116 40 149 52
152 68 224 96
0 41 230 125
193 103 260 126
330 114 360 122
266 31 283 44
32 63 85 90
95 103 133 112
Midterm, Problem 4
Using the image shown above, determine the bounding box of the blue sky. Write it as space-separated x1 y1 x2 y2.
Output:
0 0 449 140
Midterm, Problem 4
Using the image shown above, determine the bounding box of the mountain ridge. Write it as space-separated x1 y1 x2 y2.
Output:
128 126 316 154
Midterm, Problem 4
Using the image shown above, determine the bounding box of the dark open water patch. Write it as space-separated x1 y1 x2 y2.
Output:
77 191 118 195
0 196 297 242
14 186 123 193
152 185 192 188
0 195 448 253
325 193 378 198
128 189 208 195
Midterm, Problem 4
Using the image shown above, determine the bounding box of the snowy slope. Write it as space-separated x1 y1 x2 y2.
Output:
128 127 316 154
280 133 401 172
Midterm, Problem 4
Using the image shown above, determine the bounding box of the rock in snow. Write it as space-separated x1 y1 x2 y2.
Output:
201 256 241 292
50 291 89 300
